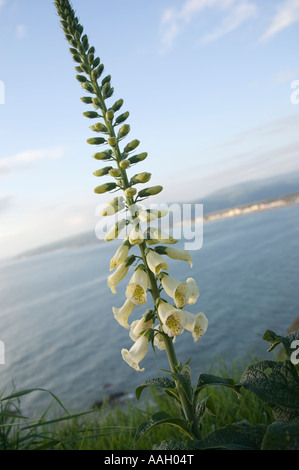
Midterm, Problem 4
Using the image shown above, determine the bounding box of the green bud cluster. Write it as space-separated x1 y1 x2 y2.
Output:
55 0 165 241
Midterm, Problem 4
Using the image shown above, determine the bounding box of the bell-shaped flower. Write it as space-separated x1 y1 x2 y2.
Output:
105 219 129 242
146 249 169 275
107 261 130 294
182 311 208 342
121 335 149 372
154 246 193 268
159 273 190 309
157 299 185 337
137 209 157 223
145 227 177 246
153 328 166 351
112 299 136 329
109 239 131 271
186 277 199 305
129 314 154 342
129 225 144 245
100 197 125 216
125 265 150 305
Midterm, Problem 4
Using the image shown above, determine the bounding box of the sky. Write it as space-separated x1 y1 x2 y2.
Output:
0 0 299 259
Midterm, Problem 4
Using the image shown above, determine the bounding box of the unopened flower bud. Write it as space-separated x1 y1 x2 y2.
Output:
81 82 94 93
125 187 137 198
102 82 112 98
93 166 113 177
93 123 108 133
107 137 118 147
124 139 140 153
92 151 112 160
87 137 106 145
76 74 87 83
106 109 114 122
115 111 130 125
102 75 111 86
130 172 151 185
88 52 94 65
100 196 125 216
128 152 148 164
93 63 104 80
72 54 82 63
92 97 101 109
83 111 99 119
138 186 163 198
111 99 124 112
118 124 130 140
109 168 121 177
82 34 89 51
80 96 93 104
119 160 130 169
94 182 117 194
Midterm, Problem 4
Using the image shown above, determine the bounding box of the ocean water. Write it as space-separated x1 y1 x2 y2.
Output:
0 204 298 416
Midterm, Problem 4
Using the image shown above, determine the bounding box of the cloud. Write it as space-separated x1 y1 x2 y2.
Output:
160 0 257 51
0 195 13 215
261 0 299 42
0 146 66 177
201 1 257 43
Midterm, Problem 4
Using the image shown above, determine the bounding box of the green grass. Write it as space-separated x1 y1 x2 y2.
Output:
0 358 274 450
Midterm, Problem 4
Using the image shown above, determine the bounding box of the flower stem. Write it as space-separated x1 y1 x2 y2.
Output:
87 45 200 440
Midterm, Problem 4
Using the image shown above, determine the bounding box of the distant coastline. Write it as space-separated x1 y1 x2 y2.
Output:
202 191 299 223
7 191 299 263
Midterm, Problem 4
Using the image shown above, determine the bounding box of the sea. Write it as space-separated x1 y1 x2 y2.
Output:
0 204 298 417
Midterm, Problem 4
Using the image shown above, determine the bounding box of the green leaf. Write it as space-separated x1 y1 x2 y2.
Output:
240 360 299 411
263 329 299 357
190 423 266 450
195 373 241 398
1 388 69 415
134 411 193 446
269 403 299 422
164 387 181 405
135 377 175 401
172 364 193 404
195 396 216 424
262 421 299 450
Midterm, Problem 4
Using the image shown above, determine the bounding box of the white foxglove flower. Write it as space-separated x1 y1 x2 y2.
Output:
155 246 193 268
186 278 199 304
109 239 131 271
121 335 149 372
100 197 125 216
146 227 177 245
159 273 190 309
112 299 136 329
105 219 128 242
183 311 208 342
125 266 150 305
157 300 185 337
129 316 154 342
129 225 144 245
137 210 157 223
153 328 166 351
107 261 130 294
146 250 169 275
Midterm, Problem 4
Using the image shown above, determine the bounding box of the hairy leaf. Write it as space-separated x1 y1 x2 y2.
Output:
240 360 299 411
135 377 175 401
262 421 299 450
190 423 266 450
